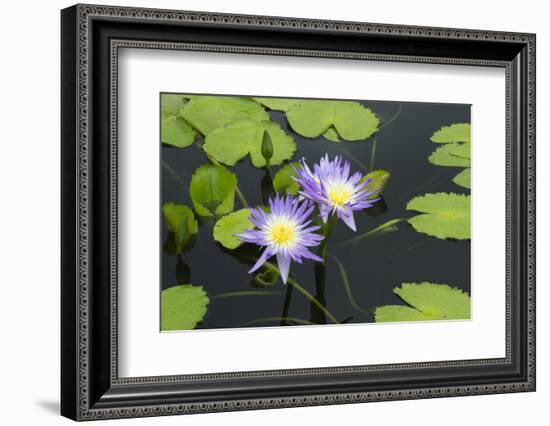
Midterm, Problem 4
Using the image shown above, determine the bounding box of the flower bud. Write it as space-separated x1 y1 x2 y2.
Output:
261 131 274 161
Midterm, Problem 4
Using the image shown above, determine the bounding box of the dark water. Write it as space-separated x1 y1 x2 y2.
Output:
161 98 471 329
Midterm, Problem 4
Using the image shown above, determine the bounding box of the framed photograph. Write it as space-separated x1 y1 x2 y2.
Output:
61 4 536 421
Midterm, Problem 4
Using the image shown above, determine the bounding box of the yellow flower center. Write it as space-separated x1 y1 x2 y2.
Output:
327 184 353 206
270 223 296 246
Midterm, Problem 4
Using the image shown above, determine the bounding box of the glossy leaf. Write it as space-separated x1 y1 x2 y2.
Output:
453 168 471 189
361 169 390 199
204 119 296 168
375 283 471 322
272 162 301 195
162 203 198 252
161 115 196 148
189 164 237 217
430 123 471 143
161 285 209 331
407 193 471 240
428 144 471 167
252 97 299 111
213 209 253 249
286 100 380 141
180 96 269 135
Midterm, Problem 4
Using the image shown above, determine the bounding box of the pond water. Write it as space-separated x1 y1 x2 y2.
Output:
161 98 471 329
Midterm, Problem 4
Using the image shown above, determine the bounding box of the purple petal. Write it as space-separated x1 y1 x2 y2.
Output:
249 248 274 274
276 252 291 284
338 209 357 231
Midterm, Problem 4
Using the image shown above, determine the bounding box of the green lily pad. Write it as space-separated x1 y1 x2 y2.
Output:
252 97 299 111
180 96 269 135
189 164 237 217
161 93 187 115
253 268 280 286
429 144 471 167
361 169 390 199
203 119 296 168
447 142 471 160
213 209 253 249
322 127 341 142
161 285 209 331
286 100 379 141
273 162 301 195
162 203 198 252
453 168 471 189
406 192 471 240
375 282 471 322
430 123 471 143
161 114 196 148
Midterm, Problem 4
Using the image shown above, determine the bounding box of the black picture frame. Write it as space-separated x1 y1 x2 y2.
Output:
61 4 536 421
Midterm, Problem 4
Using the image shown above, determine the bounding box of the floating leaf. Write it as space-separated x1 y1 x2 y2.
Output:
286 100 379 141
253 97 299 111
323 127 341 142
204 119 296 168
213 209 253 249
430 123 471 143
375 283 471 322
453 168 471 189
161 285 209 331
428 144 471 167
273 162 301 195
361 169 390 199
162 203 198 252
161 115 196 148
407 193 471 240
161 93 187 115
447 142 471 160
189 164 237 217
253 268 280 286
180 96 269 135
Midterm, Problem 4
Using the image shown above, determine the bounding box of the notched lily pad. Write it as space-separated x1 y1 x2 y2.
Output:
213 209 253 249
406 192 471 240
447 142 471 160
429 144 471 167
161 285 209 331
204 119 296 168
161 93 188 115
430 123 471 143
162 203 198 252
252 97 299 111
273 162 301 195
375 282 471 322
161 115 196 148
180 96 269 135
253 268 280 286
453 168 471 189
286 100 380 141
189 164 237 217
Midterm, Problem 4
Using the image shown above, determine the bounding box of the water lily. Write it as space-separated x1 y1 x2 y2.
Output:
236 195 324 284
294 154 379 231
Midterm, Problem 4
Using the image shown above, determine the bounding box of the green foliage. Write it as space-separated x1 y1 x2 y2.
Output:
180 96 269 135
322 127 341 142
375 282 471 322
253 268 280 286
361 169 390 199
430 123 471 143
189 164 237 217
213 209 253 249
447 142 471 160
406 193 471 240
161 93 187 115
428 144 471 167
161 114 196 148
162 203 198 252
285 100 380 141
453 168 471 189
203 119 296 168
252 97 299 111
273 162 301 195
161 285 209 331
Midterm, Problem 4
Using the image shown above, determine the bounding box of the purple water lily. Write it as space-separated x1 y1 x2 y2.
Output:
236 195 324 284
294 154 379 231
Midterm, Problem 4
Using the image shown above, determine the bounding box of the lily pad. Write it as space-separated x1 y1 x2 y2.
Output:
286 100 379 141
180 96 269 135
162 203 198 252
161 114 196 148
189 164 237 217
453 168 471 189
161 285 209 331
430 123 471 143
322 127 341 142
375 282 471 322
213 209 253 249
361 169 390 199
252 97 299 111
406 192 471 240
161 93 188 115
253 268 280 286
204 119 296 168
429 144 471 167
447 142 471 160
273 162 301 195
